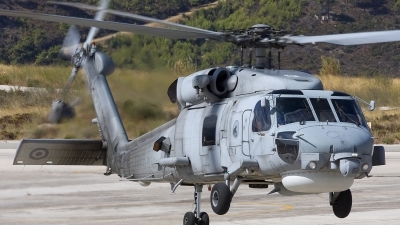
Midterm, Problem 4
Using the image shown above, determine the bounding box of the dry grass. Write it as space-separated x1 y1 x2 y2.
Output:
0 64 82 89
1 63 400 144
0 64 179 140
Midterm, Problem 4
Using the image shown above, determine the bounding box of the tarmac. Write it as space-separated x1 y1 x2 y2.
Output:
1 144 400 224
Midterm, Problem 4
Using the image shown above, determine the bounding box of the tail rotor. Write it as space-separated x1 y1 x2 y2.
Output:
48 0 110 123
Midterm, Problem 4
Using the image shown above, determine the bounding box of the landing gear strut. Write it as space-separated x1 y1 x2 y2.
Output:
183 184 209 225
330 189 352 218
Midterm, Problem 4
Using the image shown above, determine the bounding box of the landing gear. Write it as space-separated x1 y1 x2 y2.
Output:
210 182 232 215
182 184 209 225
199 212 209 225
183 212 196 225
330 189 352 218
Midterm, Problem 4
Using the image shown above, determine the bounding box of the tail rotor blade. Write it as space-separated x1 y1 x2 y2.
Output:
60 25 81 59
63 67 79 97
84 0 110 48
50 67 79 124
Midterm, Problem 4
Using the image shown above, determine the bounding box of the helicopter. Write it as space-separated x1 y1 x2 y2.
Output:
1 1 391 224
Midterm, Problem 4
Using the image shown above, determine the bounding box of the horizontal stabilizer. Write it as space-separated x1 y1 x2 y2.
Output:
13 139 106 166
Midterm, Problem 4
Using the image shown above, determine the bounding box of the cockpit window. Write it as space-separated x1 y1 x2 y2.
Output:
331 99 367 127
276 98 315 126
252 100 271 132
310 98 336 122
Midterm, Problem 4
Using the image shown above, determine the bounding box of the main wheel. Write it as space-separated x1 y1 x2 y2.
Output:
210 182 232 215
332 189 352 218
198 212 209 225
183 211 196 225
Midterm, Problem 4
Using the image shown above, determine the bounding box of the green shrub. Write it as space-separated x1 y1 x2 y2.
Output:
64 134 76 139
320 56 341 76
27 78 40 87
383 137 395 144
0 75 11 85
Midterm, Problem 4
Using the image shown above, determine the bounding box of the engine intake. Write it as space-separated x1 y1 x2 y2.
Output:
209 68 230 98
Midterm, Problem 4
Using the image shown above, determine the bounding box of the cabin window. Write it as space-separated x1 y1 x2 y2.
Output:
202 115 217 146
252 100 271 132
310 98 336 122
331 99 368 127
276 97 315 126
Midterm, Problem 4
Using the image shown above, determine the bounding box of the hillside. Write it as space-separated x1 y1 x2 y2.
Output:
0 0 216 64
289 0 400 76
1 0 400 76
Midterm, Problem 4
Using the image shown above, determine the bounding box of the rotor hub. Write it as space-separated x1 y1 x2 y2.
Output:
225 24 288 49
251 24 272 34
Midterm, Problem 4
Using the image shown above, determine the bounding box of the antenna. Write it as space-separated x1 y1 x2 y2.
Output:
240 46 244 66
278 50 281 70
249 48 253 68
268 49 272 69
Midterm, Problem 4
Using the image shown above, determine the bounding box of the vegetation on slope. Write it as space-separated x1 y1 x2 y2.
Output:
103 0 306 71
2 0 400 75
99 0 400 76
0 0 216 65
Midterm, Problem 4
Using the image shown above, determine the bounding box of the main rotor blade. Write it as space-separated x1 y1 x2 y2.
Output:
49 1 217 34
0 9 223 40
84 0 110 47
284 30 400 45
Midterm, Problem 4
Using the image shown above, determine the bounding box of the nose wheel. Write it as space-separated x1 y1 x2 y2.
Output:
210 182 232 215
183 184 210 225
330 189 352 218
183 212 196 225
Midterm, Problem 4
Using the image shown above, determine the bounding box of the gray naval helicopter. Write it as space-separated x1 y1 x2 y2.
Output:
1 1 392 224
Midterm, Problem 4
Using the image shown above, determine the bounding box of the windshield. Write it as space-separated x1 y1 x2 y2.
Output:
276 97 315 126
310 98 336 122
331 99 368 127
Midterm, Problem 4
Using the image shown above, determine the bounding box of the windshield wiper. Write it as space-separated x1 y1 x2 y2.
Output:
339 108 360 126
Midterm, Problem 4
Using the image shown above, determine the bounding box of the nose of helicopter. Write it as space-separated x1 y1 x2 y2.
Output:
296 124 373 155
275 124 374 193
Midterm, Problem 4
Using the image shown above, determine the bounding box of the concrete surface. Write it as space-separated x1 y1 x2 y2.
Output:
0 147 400 224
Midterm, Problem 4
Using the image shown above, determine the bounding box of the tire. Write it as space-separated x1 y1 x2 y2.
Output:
199 212 209 225
210 182 232 215
332 189 352 218
183 211 196 225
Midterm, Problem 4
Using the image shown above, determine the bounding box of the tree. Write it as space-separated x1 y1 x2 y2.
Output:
8 36 37 64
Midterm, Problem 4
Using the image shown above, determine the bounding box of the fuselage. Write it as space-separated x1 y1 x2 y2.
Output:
116 67 374 193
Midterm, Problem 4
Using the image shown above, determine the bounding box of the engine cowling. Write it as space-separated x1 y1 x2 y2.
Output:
168 67 237 108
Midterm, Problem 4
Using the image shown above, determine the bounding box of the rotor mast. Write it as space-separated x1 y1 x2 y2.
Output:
252 24 269 69
248 24 284 70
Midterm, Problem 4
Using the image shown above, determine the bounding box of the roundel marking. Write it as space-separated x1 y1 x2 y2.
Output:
233 120 239 138
29 148 49 160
